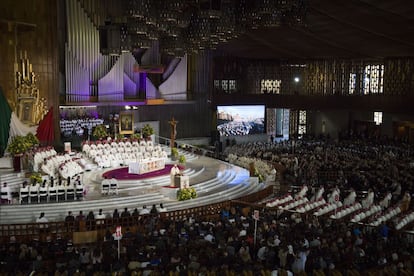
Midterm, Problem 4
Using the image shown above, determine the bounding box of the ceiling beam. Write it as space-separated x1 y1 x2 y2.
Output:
310 6 414 48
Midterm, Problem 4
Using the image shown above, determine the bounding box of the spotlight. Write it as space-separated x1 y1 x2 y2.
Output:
125 105 131 110
294 77 300 83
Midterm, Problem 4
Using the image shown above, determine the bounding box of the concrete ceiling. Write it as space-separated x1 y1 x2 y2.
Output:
217 0 414 60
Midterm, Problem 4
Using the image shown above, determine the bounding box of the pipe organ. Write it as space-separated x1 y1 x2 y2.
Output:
65 0 122 103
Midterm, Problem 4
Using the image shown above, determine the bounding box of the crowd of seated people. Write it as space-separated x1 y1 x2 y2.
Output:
40 153 86 180
82 139 168 168
1 137 414 274
224 137 414 206
1 201 413 276
30 147 58 172
60 118 104 138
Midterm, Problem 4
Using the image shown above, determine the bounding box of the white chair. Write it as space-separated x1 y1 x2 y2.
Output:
48 185 58 202
76 183 84 199
57 185 66 202
29 184 39 203
66 184 75 200
1 186 12 204
109 178 118 195
19 186 29 204
39 185 48 203
101 179 110 195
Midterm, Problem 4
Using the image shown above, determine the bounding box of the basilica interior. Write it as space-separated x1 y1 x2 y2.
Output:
0 0 414 275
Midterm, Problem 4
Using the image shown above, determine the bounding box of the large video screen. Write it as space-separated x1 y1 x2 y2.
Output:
217 105 265 136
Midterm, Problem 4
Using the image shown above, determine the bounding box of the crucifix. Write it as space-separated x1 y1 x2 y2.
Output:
168 117 178 149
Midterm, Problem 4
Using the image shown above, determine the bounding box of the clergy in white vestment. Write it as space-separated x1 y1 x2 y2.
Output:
362 189 374 209
295 185 308 199
170 164 181 187
157 203 167 213
379 192 392 209
343 188 357 206
328 186 340 204
313 186 325 201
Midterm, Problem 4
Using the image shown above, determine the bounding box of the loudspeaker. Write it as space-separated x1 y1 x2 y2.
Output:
211 130 220 144
99 24 122 55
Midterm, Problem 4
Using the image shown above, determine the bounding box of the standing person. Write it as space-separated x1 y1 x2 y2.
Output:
65 211 75 231
79 247 91 272
36 212 49 233
170 164 180 187
157 203 167 213
121 207 131 226
292 247 310 273
76 211 85 231
95 209 106 227
36 212 48 223
86 211 95 230
139 205 150 215
112 209 120 220
150 204 158 215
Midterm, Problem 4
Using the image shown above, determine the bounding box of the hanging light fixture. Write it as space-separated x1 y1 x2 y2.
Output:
106 0 308 57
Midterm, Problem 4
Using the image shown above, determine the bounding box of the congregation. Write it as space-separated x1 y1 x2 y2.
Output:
1 137 414 275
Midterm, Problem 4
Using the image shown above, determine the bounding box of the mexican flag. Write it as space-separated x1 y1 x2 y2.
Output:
0 86 54 157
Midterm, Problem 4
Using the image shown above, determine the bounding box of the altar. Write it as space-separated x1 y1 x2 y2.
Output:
128 158 165 174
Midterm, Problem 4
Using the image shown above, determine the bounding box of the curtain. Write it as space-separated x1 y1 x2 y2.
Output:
36 106 54 145
0 86 12 156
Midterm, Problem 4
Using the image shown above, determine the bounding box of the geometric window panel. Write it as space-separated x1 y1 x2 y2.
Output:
364 64 384 94
349 73 356 95
261 79 281 94
214 79 237 93
221 80 228 91
298 110 306 135
298 125 306 136
374 111 382 125
214 80 220 89
229 80 236 92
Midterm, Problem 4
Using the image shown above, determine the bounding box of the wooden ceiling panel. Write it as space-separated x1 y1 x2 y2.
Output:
218 0 414 60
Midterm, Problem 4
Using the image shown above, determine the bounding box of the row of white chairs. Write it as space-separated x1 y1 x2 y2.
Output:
101 179 118 195
20 184 84 204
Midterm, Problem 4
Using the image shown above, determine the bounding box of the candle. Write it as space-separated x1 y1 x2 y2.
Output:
22 60 25 78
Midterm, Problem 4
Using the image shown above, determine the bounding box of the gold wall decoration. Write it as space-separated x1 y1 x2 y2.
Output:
15 50 47 125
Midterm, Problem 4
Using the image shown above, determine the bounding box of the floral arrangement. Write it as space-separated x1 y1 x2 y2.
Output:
116 133 125 140
178 154 186 164
7 135 34 155
171 147 179 159
226 154 273 183
25 132 39 146
254 167 265 183
130 133 141 140
30 172 43 184
177 187 197 201
92 124 108 140
141 124 154 138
